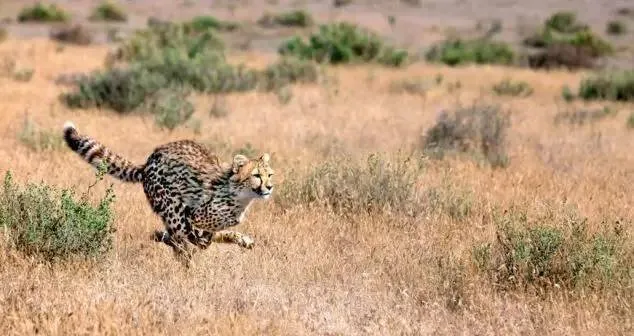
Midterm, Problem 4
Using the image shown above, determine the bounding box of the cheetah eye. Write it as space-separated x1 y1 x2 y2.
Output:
253 173 261 179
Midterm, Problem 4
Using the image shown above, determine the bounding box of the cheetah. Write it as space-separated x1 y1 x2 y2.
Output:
62 121 274 265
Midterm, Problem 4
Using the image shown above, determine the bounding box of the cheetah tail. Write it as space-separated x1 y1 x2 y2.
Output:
62 121 145 183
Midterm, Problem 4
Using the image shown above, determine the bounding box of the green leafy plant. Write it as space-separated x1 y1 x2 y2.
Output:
278 22 408 67
425 38 515 66
18 2 70 23
0 168 116 262
89 1 128 22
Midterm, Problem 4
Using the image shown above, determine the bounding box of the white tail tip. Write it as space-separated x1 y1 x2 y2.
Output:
63 121 76 132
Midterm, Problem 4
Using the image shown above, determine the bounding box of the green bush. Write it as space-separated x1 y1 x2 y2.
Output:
545 11 586 33
425 38 515 66
183 15 240 32
147 88 195 131
106 22 225 65
492 78 533 97
278 22 408 67
89 1 128 22
258 10 313 28
577 71 634 102
18 2 70 23
0 170 116 262
61 20 320 130
523 11 613 69
475 204 632 291
527 43 596 70
421 104 511 168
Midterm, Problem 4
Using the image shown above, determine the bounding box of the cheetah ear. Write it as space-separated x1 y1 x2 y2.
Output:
232 154 249 172
260 153 270 163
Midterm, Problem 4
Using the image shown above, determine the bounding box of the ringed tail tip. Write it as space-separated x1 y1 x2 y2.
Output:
63 121 76 132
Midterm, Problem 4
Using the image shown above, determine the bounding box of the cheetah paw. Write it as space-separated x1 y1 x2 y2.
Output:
239 236 255 249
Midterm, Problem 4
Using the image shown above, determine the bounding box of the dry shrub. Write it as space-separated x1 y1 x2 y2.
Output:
527 43 596 70
50 24 93 45
474 203 633 294
421 104 511 168
276 152 425 217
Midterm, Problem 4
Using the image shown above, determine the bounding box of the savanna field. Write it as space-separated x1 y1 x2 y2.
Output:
0 1 633 335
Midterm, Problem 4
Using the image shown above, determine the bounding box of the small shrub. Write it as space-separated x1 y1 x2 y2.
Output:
89 1 128 22
400 0 421 6
0 169 116 262
554 106 617 125
13 68 34 82
278 22 408 67
18 3 70 23
492 78 533 97
275 86 293 104
333 0 353 7
577 71 634 102
425 38 515 66
146 88 194 131
50 24 93 45
276 153 424 216
421 104 511 168
107 22 225 64
209 96 229 118
606 20 627 35
478 204 632 291
258 10 313 28
523 11 612 69
183 15 240 32
258 57 320 91
527 43 596 70
545 11 585 33
388 77 430 95
61 67 169 113
562 85 575 101
627 112 634 129
18 117 64 151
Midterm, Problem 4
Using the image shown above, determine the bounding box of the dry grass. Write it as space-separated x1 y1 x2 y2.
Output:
0 38 632 335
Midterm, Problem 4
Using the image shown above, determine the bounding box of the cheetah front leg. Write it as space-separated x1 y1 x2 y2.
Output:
210 230 255 249
191 202 255 250
186 228 254 249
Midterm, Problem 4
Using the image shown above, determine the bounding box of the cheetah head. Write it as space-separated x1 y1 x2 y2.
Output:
230 153 274 200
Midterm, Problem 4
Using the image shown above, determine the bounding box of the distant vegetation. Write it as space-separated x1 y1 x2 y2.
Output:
425 38 515 66
576 71 634 102
89 1 128 22
258 10 313 28
18 2 70 22
60 20 320 130
279 22 408 67
421 103 511 168
524 11 613 69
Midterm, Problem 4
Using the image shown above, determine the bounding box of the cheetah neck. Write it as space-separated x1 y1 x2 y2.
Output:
214 170 258 223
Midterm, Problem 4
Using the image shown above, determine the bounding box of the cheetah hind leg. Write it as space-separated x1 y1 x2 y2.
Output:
211 230 255 249
152 229 197 268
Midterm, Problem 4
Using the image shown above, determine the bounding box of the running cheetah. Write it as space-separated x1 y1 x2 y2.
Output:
62 121 274 265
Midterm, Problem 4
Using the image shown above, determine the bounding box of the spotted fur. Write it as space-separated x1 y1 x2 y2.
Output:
63 121 274 265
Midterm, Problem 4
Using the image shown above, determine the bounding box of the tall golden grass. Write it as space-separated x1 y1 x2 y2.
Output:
0 38 631 335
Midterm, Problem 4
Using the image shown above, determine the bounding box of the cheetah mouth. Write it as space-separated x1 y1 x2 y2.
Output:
255 189 272 198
